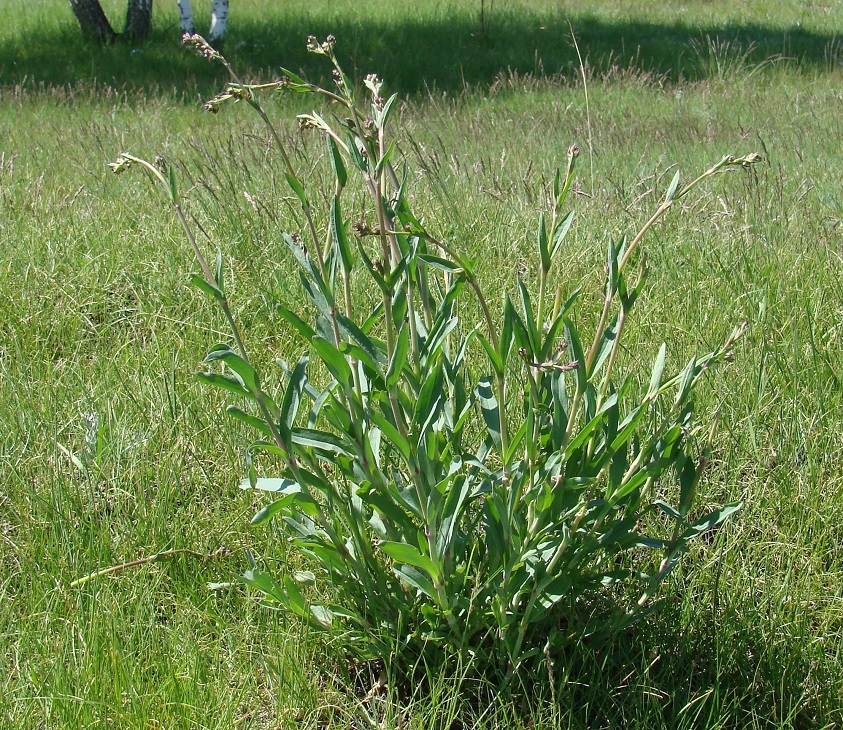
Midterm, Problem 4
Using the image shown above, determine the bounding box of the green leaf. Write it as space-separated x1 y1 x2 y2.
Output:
240 477 299 492
292 428 356 457
394 565 437 600
565 393 617 457
412 363 444 436
501 297 517 369
375 139 397 175
647 343 667 400
678 456 697 518
190 274 224 302
250 492 300 525
477 333 503 376
311 336 353 389
551 370 569 450
476 376 502 452
214 247 224 292
330 196 353 273
204 345 260 395
168 164 178 202
681 502 742 540
335 311 388 372
380 541 439 579
538 211 550 273
226 405 272 437
564 318 587 393
240 568 288 606
277 303 316 342
280 355 308 432
379 92 399 129
674 356 697 407
590 313 621 376
368 408 411 464
346 133 368 172
387 324 410 387
278 66 310 88
326 136 347 189
551 210 575 260
609 404 646 452
664 170 681 204
418 253 463 274
285 172 308 208
194 371 252 400
517 279 540 356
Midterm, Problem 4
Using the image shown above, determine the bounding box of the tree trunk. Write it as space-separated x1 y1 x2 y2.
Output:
178 0 196 35
68 0 117 44
208 0 229 45
124 0 153 41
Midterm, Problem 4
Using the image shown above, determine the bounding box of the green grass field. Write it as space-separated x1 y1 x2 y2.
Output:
1 1 842 727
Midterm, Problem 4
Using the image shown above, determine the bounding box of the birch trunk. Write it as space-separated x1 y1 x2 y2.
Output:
124 0 153 41
68 0 117 44
178 0 195 35
208 0 229 44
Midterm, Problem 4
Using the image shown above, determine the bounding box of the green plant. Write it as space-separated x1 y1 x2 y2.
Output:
109 35 758 683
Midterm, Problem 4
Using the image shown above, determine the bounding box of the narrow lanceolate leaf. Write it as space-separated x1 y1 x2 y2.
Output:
330 196 353 273
292 428 356 457
518 279 540 356
564 318 587 392
250 491 301 525
190 274 224 302
335 311 388 372
681 502 742 540
375 139 396 175
412 363 444 435
476 376 502 451
538 211 550 273
678 456 697 518
276 303 316 342
477 333 503 376
664 169 681 204
378 92 399 129
204 344 261 395
278 66 310 89
284 172 308 208
646 343 667 400
417 253 463 274
326 136 347 189
394 565 437 600
551 210 575 260
239 477 300 492
590 313 621 376
226 406 273 437
194 371 252 400
380 542 439 580
168 164 178 202
346 133 368 171
674 356 697 407
501 297 517 369
214 247 224 292
311 336 353 389
368 408 411 464
386 324 410 387
280 355 309 432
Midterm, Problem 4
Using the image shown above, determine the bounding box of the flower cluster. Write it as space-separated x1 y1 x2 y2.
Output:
181 33 221 62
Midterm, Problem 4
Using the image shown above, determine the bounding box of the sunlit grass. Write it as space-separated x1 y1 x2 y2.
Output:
1 1 842 728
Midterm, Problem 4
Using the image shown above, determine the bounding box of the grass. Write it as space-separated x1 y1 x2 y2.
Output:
1 1 842 727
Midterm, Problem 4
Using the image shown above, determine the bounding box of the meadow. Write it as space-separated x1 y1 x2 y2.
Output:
1 0 842 727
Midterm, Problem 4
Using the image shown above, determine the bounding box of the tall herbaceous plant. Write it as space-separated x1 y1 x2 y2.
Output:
110 35 757 682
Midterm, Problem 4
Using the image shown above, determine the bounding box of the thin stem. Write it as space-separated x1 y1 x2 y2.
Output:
71 546 230 587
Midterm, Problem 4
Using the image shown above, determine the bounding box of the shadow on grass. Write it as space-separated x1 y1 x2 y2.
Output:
1 9 840 99
491 602 835 728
